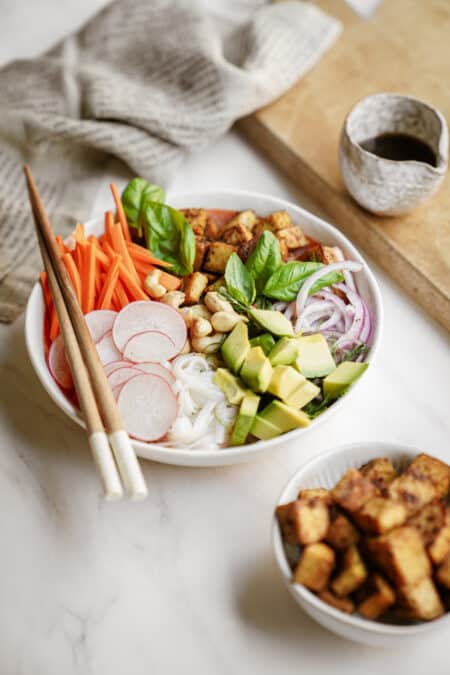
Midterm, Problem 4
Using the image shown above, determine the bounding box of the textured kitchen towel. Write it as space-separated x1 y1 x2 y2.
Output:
0 0 340 321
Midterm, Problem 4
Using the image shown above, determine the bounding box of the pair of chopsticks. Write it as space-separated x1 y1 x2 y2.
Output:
24 166 148 501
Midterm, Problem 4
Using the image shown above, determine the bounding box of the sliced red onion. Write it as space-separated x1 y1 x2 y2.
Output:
332 247 357 292
296 261 363 316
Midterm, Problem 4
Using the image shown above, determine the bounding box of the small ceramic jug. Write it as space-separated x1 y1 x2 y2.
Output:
339 93 448 216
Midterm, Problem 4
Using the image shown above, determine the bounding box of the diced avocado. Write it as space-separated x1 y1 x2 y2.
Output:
323 361 369 398
295 334 335 378
213 368 247 405
221 321 249 375
285 380 320 409
267 365 305 400
240 346 272 393
231 392 260 445
269 337 299 366
259 400 310 432
250 333 276 355
251 415 282 440
248 308 294 337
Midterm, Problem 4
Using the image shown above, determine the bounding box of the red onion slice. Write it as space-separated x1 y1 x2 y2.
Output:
296 261 363 317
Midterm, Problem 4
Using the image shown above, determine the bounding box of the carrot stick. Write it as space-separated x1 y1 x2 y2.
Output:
63 252 82 305
55 235 66 255
126 241 172 268
103 241 148 301
49 310 60 341
98 255 121 310
110 222 140 282
104 211 114 244
74 223 86 243
157 269 182 291
113 280 130 309
40 271 51 308
110 183 131 242
82 243 97 314
132 258 155 277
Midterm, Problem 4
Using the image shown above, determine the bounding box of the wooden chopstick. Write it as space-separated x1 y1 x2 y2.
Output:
24 165 148 500
38 231 123 500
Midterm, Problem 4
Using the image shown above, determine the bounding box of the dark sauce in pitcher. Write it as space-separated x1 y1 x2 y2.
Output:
360 133 437 166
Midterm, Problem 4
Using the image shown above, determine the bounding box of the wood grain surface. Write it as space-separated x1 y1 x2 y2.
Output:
239 0 450 331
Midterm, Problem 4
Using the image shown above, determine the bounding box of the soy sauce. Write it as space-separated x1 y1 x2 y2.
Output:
360 133 437 166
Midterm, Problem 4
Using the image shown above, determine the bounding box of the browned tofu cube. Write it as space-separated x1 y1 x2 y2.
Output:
297 488 332 505
353 497 407 534
428 512 450 565
436 555 450 589
275 227 309 250
253 210 293 238
325 513 359 550
194 238 208 271
222 210 257 232
367 526 431 587
331 545 368 597
388 472 436 516
318 589 354 614
406 453 450 498
204 218 220 240
275 501 298 546
320 245 340 265
180 208 208 236
357 574 396 620
360 457 398 493
203 242 238 273
331 468 376 513
398 577 444 621
408 502 450 565
183 272 209 305
292 497 330 545
293 543 335 591
222 224 254 246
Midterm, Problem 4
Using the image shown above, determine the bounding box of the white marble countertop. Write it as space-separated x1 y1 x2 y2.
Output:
1 3 449 674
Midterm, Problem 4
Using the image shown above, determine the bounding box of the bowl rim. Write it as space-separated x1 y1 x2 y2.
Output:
272 440 450 636
25 188 383 465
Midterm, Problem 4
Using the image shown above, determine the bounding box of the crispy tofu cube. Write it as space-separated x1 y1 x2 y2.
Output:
398 577 444 621
367 526 431 587
408 502 450 564
406 453 450 498
318 589 354 614
222 210 257 232
325 513 359 550
428 510 450 565
360 457 398 493
293 543 335 591
331 545 368 597
222 224 254 246
194 238 208 271
203 242 238 273
292 497 330 545
180 208 208 236
183 272 209 305
357 574 396 620
204 218 220 240
297 488 332 505
275 227 309 250
331 468 376 513
275 501 298 546
353 497 407 534
252 210 293 238
320 245 340 265
388 473 437 516
436 555 450 589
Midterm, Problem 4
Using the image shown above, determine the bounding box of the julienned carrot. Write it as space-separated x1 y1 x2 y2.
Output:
110 183 131 242
109 222 140 283
82 243 96 313
113 280 130 309
63 252 82 305
132 258 155 277
55 235 66 255
103 241 148 301
98 255 121 310
104 211 114 243
157 269 182 291
74 223 86 243
49 310 59 341
126 241 173 268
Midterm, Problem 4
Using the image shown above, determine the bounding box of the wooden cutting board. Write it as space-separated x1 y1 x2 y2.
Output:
239 0 450 332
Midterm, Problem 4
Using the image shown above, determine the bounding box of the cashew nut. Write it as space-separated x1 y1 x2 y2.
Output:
161 290 185 308
179 337 191 355
191 333 225 354
211 311 247 333
191 317 213 338
144 270 166 299
204 291 234 314
179 304 211 327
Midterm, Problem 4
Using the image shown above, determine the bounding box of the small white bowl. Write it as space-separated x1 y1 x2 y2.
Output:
25 190 383 468
272 441 450 647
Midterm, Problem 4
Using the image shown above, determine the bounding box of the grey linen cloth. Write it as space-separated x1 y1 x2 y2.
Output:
0 0 340 321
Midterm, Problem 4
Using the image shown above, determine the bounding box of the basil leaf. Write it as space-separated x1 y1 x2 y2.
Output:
245 231 282 292
121 178 165 228
225 253 256 306
142 201 195 276
263 261 343 301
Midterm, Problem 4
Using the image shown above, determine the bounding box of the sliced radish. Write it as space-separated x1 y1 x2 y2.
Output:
107 366 141 389
135 362 176 386
85 310 117 343
96 330 121 365
103 360 132 377
112 301 187 355
112 384 124 400
117 373 178 441
49 334 73 389
123 330 176 363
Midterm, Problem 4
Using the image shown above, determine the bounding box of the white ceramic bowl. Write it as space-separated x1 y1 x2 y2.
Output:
272 441 450 647
25 190 383 467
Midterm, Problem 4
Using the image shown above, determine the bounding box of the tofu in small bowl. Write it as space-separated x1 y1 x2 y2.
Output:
272 441 450 647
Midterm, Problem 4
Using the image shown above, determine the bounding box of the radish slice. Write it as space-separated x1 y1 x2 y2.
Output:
85 310 117 343
123 330 176 363
96 330 122 365
103 360 131 376
112 301 187 355
136 362 176 386
117 373 178 441
107 366 141 389
112 384 124 400
49 334 73 389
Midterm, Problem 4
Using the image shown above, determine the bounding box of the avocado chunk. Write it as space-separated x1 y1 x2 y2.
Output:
269 337 299 366
231 392 260 445
250 333 276 355
259 399 310 432
323 361 368 398
213 368 247 405
295 334 335 378
267 365 305 399
248 308 294 337
285 380 321 409
240 346 272 393
251 415 282 440
221 321 249 375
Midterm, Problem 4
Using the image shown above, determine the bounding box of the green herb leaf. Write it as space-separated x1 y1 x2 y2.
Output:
263 261 343 301
224 253 256 306
339 343 369 362
245 231 282 292
303 394 336 418
254 295 273 310
142 201 195 276
121 178 165 228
